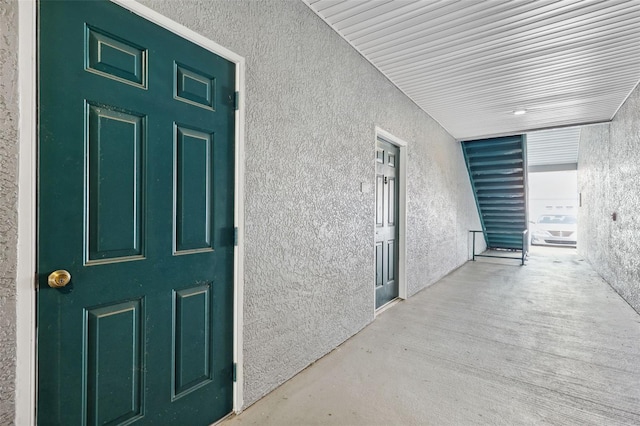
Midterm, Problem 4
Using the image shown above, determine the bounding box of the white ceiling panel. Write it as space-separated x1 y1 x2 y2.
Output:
527 127 581 169
304 0 640 140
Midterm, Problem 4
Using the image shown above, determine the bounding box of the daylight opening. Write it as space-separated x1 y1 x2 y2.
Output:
528 170 578 248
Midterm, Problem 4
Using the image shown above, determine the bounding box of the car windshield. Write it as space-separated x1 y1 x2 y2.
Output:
537 215 577 225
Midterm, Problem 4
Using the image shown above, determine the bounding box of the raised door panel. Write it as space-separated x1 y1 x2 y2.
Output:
376 174 384 227
174 62 215 109
375 242 383 288
174 125 213 253
86 26 147 88
387 240 395 283
86 103 145 263
172 285 213 399
387 177 395 226
85 300 144 426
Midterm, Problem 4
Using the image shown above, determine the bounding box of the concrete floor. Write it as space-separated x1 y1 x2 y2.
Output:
223 247 640 425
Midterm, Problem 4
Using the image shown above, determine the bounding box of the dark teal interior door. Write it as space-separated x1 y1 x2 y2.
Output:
38 1 236 424
375 138 399 309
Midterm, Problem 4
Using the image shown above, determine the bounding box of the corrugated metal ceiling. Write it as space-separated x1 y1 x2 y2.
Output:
304 0 640 140
527 127 580 169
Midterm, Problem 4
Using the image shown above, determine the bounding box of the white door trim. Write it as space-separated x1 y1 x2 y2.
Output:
16 1 37 424
374 127 408 316
16 1 246 422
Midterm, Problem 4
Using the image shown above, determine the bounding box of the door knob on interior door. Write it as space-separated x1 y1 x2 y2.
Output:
48 270 71 288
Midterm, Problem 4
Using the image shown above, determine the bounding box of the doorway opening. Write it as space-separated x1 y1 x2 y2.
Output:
526 127 580 252
528 170 578 249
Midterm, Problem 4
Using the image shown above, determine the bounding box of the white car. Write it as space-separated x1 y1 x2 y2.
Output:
531 214 577 247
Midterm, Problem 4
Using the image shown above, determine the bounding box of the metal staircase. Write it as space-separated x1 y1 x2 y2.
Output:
462 135 529 264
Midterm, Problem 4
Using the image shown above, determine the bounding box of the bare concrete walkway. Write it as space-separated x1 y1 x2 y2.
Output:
223 247 640 425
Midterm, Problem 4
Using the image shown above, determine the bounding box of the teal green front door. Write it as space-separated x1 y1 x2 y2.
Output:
38 1 236 424
375 137 399 309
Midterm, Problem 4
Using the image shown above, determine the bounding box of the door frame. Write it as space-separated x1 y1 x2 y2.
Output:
373 127 408 315
16 1 246 423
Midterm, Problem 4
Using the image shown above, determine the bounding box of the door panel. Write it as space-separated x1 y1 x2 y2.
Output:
175 63 216 109
86 26 147 87
375 138 400 309
38 1 235 424
174 126 213 253
387 240 395 282
387 177 395 226
86 299 144 425
375 242 383 288
87 103 145 262
173 284 212 398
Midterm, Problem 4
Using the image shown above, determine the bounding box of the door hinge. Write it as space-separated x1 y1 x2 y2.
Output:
234 227 238 246
233 362 237 382
234 91 239 110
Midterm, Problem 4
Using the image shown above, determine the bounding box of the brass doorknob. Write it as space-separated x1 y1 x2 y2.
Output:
48 270 71 288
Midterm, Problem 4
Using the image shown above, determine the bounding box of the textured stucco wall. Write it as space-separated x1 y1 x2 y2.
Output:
578 91 640 312
138 0 483 407
0 0 19 422
577 124 613 279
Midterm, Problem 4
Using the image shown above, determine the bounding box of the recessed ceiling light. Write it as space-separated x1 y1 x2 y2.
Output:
513 109 527 115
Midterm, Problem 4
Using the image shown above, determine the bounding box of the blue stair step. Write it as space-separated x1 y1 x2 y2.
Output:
466 148 523 159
